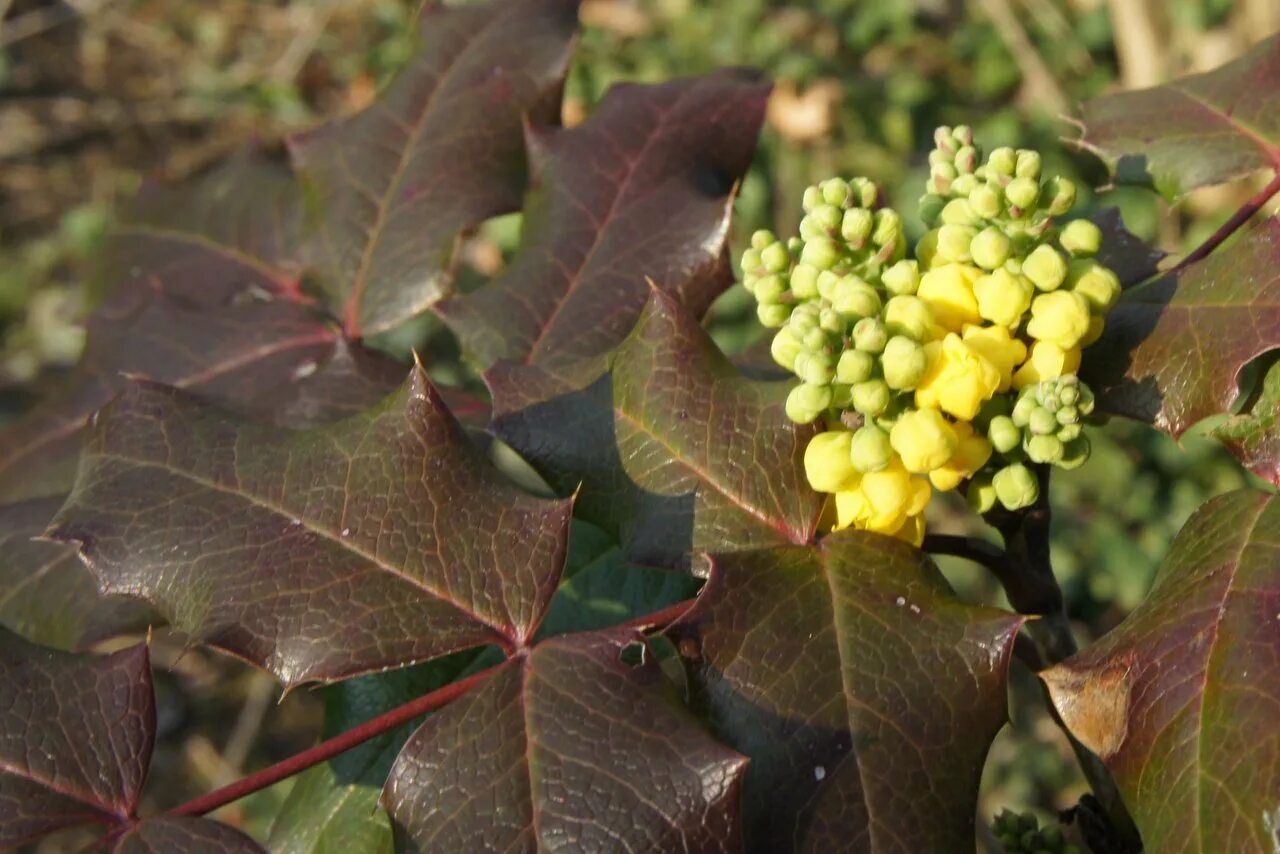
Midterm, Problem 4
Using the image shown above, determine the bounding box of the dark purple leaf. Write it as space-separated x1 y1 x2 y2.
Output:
46 366 572 687
438 70 769 373
489 290 823 569
1043 489 1280 853
289 0 580 336
666 533 1023 852
1075 34 1280 196
111 816 264 853
383 629 747 852
0 630 153 847
0 497 154 650
1083 217 1280 448
1092 208 1167 287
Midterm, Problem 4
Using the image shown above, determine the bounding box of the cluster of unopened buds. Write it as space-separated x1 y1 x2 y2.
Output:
740 125 1120 545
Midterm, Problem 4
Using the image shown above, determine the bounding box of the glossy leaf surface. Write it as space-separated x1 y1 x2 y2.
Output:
111 816 265 854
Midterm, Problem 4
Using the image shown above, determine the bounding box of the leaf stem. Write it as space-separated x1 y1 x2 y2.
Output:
166 661 503 818
1170 170 1280 274
620 597 698 631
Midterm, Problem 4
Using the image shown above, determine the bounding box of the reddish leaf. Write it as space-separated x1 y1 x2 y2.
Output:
438 70 769 372
1042 490 1280 853
1075 34 1280 196
289 0 579 336
667 533 1023 851
111 817 264 854
0 497 154 650
1083 216 1280 442
46 366 572 686
0 631 153 847
383 629 747 851
1093 207 1167 287
489 291 823 568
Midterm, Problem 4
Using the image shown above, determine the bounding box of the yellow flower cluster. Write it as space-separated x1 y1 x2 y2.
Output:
741 126 1120 544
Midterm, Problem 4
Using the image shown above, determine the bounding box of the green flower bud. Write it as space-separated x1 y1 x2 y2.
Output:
760 241 791 274
1023 245 1068 291
1005 177 1040 212
929 148 952 168
1068 259 1121 312
753 273 788 304
1029 406 1059 436
919 193 946 226
1057 422 1082 442
884 295 934 341
789 303 819 333
1076 385 1095 415
967 471 998 514
952 124 974 147
993 463 1039 510
830 276 882 318
802 186 823 213
941 198 979 227
740 247 763 276
881 336 927 389
882 260 920 296
801 236 842 270
830 383 853 410
786 383 833 423
790 264 820 300
841 207 874 247
802 327 828 352
794 351 835 386
836 349 875 384
850 425 894 472
1015 149 1042 179
936 224 977 263
821 177 850 207
933 125 957 152
1060 219 1102 257
1058 384 1079 406
1044 176 1077 216
1056 405 1079 425
970 227 1012 271
988 415 1022 454
818 307 845 336
852 379 891 417
750 230 776 251
815 270 841 302
969 183 1003 219
987 147 1016 177
770 328 804 371
853 316 889 353
1011 389 1039 426
1059 436 1091 469
955 145 978 174
951 173 979 197
802 205 843 239
757 303 792 328
850 177 878 208
873 208 903 247
1026 434 1064 464
931 161 958 188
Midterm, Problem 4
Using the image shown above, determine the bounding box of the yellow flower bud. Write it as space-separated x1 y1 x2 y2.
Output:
883 295 937 342
961 324 1027 392
914 333 1001 421
1026 290 1092 349
918 264 982 333
804 430 860 494
1012 341 1082 388
973 268 1033 328
890 407 958 473
916 228 940 270
859 458 933 534
929 421 993 491
888 512 927 546
1080 314 1105 347
833 488 870 532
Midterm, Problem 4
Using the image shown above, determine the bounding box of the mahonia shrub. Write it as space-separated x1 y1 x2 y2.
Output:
0 4 1277 852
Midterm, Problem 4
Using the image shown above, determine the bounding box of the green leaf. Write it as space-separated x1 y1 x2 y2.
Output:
289 0 579 336
112 817 264 853
47 365 573 687
666 532 1023 851
438 70 769 373
1211 356 1280 485
383 629 747 851
0 497 154 650
489 290 824 568
267 651 484 854
1042 489 1280 853
1076 34 1280 197
0 630 153 847
1084 216 1280 458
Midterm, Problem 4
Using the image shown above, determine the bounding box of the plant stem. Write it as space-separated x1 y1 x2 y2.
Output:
166 661 503 818
1170 170 1280 274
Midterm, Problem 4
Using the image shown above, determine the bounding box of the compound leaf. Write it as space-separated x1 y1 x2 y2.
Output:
290 0 579 336
438 70 769 373
1043 489 1280 853
47 365 573 687
666 532 1023 852
383 629 747 852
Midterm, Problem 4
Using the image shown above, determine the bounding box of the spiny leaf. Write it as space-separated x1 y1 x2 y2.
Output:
289 0 580 336
1211 356 1280 486
383 629 747 852
438 70 769 373
0 630 153 847
0 496 154 650
489 290 823 569
1042 489 1280 853
111 816 265 853
47 365 573 687
1075 34 1280 197
666 533 1023 852
1083 216 1280 446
